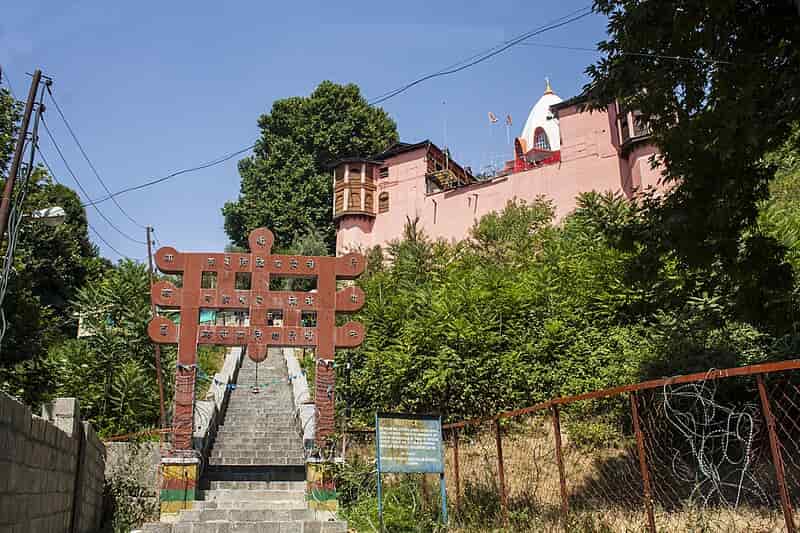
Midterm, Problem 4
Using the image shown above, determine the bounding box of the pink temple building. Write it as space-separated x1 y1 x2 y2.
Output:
333 81 663 255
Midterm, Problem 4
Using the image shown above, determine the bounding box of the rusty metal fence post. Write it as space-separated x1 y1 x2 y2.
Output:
494 419 508 525
551 405 569 522
630 391 656 533
756 374 796 533
452 429 460 511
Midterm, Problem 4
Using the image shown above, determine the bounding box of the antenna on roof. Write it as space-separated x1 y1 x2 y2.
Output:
442 100 449 170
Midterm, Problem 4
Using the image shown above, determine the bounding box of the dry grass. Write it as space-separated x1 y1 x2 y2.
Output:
343 415 792 531
445 416 789 532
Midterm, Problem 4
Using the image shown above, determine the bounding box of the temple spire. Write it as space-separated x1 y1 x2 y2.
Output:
544 77 553 95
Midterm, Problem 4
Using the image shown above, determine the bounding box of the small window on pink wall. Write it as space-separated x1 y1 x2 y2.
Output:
378 192 389 213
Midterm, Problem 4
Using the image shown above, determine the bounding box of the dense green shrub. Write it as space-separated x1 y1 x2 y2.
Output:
340 192 800 428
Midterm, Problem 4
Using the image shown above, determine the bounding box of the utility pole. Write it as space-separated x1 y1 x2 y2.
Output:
0 69 42 240
146 226 167 428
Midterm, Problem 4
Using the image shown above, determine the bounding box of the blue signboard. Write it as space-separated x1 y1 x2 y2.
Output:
376 413 444 473
375 413 447 529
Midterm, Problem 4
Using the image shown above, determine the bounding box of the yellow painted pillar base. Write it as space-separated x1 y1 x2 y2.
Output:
307 462 339 512
159 457 199 520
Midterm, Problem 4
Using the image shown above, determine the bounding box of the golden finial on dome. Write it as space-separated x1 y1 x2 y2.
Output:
544 77 553 95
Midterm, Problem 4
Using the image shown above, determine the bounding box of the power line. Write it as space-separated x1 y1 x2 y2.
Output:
517 42 737 65
45 86 148 229
81 143 255 208
37 147 132 259
368 6 594 105
65 6 592 207
40 116 146 245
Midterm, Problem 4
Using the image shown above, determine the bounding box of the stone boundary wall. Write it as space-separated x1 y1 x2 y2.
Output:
0 393 105 533
104 441 162 512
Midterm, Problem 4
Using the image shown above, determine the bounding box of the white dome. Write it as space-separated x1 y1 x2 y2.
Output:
519 80 562 152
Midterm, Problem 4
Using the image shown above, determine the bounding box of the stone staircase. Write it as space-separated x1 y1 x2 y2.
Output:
134 349 346 533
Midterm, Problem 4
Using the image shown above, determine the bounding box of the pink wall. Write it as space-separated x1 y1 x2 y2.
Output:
335 105 664 255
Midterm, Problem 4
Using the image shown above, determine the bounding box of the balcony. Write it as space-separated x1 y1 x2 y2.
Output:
426 169 471 193
619 109 652 150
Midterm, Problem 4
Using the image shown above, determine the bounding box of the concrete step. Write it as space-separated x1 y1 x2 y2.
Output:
222 408 295 412
202 464 307 484
214 432 298 440
217 426 298 432
219 421 297 427
211 445 302 453
202 489 306 502
215 428 298 434
219 416 295 421
208 450 304 465
212 435 301 443
191 501 306 511
208 457 305 466
211 444 302 453
226 394 293 400
133 520 347 533
212 438 298 445
223 408 296 413
211 444 302 451
209 453 305 461
176 508 314 522
200 488 306 504
205 481 306 491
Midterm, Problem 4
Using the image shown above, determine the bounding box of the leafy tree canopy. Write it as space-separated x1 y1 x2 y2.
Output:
342 197 800 426
223 81 398 252
588 0 799 260
0 87 21 175
0 87 108 402
585 0 800 335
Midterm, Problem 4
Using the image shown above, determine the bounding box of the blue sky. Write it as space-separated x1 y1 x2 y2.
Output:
1 0 607 260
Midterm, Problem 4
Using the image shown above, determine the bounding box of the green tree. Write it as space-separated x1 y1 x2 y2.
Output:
0 85 109 405
759 122 800 272
0 87 21 174
586 0 800 334
223 81 398 251
48 261 163 436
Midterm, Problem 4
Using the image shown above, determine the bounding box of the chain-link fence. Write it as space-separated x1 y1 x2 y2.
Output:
344 361 800 531
434 361 800 532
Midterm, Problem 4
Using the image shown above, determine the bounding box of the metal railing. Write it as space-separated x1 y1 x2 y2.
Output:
443 359 800 532
347 359 800 532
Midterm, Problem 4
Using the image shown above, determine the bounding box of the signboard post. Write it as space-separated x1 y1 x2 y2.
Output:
375 413 448 530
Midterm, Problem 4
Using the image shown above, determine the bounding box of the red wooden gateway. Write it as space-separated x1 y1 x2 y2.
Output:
147 227 365 450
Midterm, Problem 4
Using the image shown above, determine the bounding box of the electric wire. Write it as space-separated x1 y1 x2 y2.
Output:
368 6 594 105
76 7 592 206
45 86 148 229
37 147 131 259
517 42 737 65
9 5 737 211
40 116 146 245
57 3 729 206
80 143 255 208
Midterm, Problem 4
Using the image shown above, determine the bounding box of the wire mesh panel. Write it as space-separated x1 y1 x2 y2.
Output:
560 397 647 531
637 377 787 531
343 362 800 532
448 419 502 527
765 370 800 530
502 411 562 529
